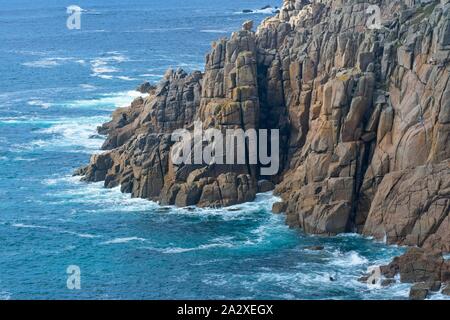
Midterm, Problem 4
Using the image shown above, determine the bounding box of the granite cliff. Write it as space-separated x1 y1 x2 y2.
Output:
77 0 450 298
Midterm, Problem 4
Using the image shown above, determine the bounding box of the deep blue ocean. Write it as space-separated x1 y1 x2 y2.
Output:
0 0 434 300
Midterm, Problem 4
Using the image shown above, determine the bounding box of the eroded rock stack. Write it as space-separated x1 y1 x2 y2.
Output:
77 28 264 208
77 0 450 298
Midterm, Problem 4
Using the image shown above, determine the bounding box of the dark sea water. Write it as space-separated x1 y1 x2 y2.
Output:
0 0 425 300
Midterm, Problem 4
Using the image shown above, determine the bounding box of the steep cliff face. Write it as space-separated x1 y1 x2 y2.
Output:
77 31 263 208
262 0 450 253
78 0 450 253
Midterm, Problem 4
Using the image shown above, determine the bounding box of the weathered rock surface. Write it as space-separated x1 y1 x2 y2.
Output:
409 282 431 300
272 201 287 213
77 0 450 291
443 283 450 296
377 247 450 299
78 28 262 207
136 81 156 94
304 245 325 251
271 0 450 242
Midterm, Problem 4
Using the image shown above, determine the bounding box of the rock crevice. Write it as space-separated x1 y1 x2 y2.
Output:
77 0 450 298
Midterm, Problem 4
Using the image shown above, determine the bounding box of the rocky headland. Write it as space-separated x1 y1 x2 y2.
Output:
76 0 450 299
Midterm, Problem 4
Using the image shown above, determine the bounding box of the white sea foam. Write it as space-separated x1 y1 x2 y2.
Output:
90 53 128 79
22 59 60 68
22 57 78 69
139 73 164 78
97 74 114 80
116 76 138 81
11 222 98 239
46 178 160 212
35 116 108 152
176 62 204 70
257 271 331 286
201 274 229 286
12 49 48 57
335 233 363 238
235 7 279 15
428 290 450 300
60 230 99 239
0 291 11 300
153 210 286 254
83 29 107 33
14 91 145 153
161 236 235 254
164 192 280 221
47 175 282 251
79 84 96 90
43 175 81 186
92 66 119 74
190 258 229 267
12 223 49 229
101 237 146 245
62 91 146 109
27 100 52 109
329 250 369 267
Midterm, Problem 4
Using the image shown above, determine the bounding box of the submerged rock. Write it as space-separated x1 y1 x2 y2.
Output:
304 245 324 251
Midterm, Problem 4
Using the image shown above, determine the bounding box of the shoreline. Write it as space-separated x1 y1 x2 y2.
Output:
76 0 450 300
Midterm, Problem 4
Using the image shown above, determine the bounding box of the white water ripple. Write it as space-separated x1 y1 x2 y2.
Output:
101 237 146 245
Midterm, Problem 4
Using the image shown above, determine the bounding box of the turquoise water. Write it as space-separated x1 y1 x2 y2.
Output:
0 0 413 300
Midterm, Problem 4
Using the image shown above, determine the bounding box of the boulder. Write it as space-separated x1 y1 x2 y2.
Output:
383 248 444 284
242 20 254 31
304 245 324 251
443 283 450 296
257 180 275 193
272 201 287 214
135 81 155 94
409 283 430 300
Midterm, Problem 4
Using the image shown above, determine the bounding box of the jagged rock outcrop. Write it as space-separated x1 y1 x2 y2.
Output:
375 247 450 299
78 27 264 207
363 161 450 251
269 0 450 243
77 0 450 298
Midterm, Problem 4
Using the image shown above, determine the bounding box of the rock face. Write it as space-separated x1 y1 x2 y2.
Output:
377 247 450 299
269 0 450 243
136 81 156 94
78 30 263 207
78 0 450 292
